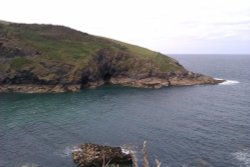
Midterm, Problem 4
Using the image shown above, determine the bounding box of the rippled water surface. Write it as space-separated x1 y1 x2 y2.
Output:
1 55 250 167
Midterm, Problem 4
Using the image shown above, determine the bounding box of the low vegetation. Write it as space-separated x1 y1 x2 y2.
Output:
10 57 33 69
0 21 183 72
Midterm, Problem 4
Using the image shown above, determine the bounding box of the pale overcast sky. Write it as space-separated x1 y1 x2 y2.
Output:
1 0 250 54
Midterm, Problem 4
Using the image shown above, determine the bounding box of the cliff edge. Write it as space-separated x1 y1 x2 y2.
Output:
0 21 223 93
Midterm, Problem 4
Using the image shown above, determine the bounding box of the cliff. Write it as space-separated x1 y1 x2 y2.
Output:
0 21 223 93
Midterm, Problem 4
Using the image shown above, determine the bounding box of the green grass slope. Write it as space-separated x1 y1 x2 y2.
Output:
0 21 190 89
0 21 184 70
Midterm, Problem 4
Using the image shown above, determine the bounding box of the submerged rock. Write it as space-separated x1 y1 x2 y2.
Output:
72 143 132 167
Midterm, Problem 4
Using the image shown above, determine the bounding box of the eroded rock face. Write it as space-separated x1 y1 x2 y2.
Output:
0 39 41 58
0 48 224 93
79 48 223 89
80 48 223 89
72 143 132 167
80 48 136 87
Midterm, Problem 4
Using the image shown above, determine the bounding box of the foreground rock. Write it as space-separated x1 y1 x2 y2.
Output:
72 143 132 167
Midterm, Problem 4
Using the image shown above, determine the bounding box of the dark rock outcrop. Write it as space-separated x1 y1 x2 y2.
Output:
72 143 132 167
80 48 223 89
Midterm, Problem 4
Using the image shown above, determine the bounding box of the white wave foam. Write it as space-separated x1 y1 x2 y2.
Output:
232 150 250 167
121 148 130 154
220 80 240 85
214 78 240 85
121 144 137 155
57 146 81 157
61 145 130 157
20 163 39 167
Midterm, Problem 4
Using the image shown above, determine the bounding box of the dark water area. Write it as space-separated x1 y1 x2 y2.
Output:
0 55 250 167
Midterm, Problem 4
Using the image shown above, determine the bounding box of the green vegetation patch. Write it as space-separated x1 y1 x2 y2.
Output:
109 39 184 72
1 22 186 74
10 57 33 69
0 64 9 72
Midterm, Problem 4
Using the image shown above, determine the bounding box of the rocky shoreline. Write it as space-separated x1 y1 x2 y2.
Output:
0 74 223 93
0 84 81 93
110 74 223 88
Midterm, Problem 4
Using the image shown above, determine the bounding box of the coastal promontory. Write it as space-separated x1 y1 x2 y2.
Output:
0 21 223 93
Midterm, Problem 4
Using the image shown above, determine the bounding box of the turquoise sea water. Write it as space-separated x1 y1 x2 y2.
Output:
0 55 250 167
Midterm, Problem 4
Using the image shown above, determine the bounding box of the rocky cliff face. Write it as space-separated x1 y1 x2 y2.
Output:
0 21 223 93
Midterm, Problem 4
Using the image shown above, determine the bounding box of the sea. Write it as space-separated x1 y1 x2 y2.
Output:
0 54 249 167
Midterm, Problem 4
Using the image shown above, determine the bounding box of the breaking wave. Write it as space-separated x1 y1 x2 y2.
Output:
56 146 81 157
215 78 240 85
220 80 240 85
232 150 250 167
20 163 39 167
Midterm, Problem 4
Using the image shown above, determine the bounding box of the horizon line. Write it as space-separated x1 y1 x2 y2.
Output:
166 53 250 55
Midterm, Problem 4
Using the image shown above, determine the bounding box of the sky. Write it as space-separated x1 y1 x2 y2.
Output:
1 0 250 54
